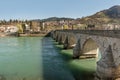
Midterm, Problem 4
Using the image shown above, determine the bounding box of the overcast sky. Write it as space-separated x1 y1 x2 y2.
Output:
0 0 120 20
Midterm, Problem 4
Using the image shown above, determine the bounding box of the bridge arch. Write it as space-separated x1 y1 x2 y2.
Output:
63 32 78 49
52 30 120 79
59 32 67 44
81 38 101 59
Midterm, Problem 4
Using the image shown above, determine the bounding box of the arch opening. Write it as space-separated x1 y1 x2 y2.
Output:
69 35 77 48
82 38 101 60
64 34 77 49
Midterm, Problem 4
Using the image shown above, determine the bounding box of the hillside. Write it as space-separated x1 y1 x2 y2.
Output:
103 5 120 18
31 17 74 22
79 5 120 25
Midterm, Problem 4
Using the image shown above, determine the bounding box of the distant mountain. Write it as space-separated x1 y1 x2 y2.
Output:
42 17 74 22
103 5 120 18
79 5 120 24
30 17 74 22
30 5 120 25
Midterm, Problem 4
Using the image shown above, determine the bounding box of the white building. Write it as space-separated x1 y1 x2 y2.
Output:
5 26 19 33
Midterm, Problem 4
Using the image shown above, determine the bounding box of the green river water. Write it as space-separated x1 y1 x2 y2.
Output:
0 37 97 80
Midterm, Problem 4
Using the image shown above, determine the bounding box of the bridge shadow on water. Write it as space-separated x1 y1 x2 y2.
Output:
41 37 96 80
41 37 75 80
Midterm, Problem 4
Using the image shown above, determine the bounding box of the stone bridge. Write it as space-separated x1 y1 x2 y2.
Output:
51 30 120 80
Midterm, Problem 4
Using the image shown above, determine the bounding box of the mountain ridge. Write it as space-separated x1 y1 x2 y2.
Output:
79 5 120 24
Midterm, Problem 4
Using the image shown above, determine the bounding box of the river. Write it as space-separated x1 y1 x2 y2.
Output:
0 37 96 80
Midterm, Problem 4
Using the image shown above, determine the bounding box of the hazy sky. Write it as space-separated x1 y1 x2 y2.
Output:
0 0 120 20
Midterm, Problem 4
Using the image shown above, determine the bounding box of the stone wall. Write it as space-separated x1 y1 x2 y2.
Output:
51 30 120 79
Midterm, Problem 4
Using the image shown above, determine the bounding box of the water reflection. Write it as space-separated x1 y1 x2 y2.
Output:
41 37 75 80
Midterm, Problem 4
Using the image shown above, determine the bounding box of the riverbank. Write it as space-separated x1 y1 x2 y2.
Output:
19 31 51 37
0 32 51 37
19 33 48 37
53 41 97 80
0 32 19 37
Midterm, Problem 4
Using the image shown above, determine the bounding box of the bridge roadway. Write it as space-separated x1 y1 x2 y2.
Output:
51 30 120 80
56 30 120 38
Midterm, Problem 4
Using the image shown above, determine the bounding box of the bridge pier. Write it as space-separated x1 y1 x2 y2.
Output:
73 38 99 59
58 33 66 44
57 34 62 44
52 31 57 40
63 35 76 49
95 45 120 80
55 34 59 42
51 31 77 49
63 36 69 49
73 39 81 59
51 30 120 80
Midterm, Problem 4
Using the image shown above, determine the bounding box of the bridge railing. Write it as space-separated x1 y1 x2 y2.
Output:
55 30 120 38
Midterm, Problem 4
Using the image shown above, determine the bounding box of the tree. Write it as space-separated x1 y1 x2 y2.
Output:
17 24 23 33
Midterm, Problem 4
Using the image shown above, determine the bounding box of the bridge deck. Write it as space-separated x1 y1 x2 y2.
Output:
56 30 120 38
